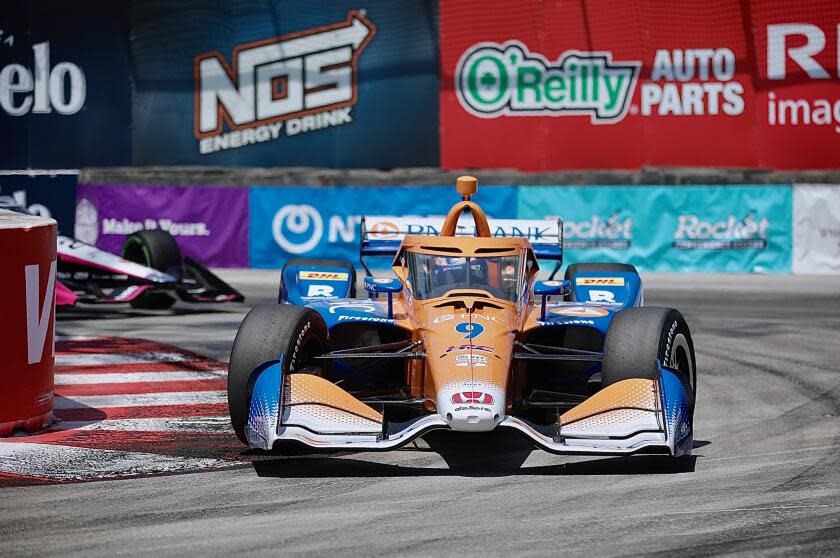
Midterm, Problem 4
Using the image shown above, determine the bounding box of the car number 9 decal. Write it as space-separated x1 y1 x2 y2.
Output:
455 322 485 339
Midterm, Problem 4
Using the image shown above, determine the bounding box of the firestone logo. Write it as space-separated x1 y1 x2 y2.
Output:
194 11 376 154
455 40 640 123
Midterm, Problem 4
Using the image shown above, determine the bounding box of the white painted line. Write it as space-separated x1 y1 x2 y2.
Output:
55 370 227 385
50 416 233 433
54 391 227 409
56 352 189 367
55 335 99 341
0 169 79 176
0 443 234 481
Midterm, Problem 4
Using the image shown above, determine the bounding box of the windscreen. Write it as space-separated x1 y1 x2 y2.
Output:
406 253 522 301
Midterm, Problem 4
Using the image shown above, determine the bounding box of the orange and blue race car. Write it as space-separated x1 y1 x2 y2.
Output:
228 177 696 458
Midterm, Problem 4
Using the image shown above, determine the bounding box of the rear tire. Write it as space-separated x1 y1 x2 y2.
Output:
601 307 696 411
279 258 357 302
227 305 328 445
122 230 183 309
564 262 638 302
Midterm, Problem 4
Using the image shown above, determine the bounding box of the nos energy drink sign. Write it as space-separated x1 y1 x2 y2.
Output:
131 2 440 167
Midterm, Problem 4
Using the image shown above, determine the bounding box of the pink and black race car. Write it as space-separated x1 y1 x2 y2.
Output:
2 197 243 309
56 230 244 308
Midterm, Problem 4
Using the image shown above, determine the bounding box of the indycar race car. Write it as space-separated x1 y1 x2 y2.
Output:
228 177 696 458
56 231 244 308
1 197 243 309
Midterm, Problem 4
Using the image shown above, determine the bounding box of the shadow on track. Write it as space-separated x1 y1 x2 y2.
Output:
56 305 241 321
252 430 702 478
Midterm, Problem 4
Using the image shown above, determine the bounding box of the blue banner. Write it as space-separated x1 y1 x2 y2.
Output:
0 174 77 235
250 185 517 268
0 2 131 167
131 1 439 167
518 185 792 273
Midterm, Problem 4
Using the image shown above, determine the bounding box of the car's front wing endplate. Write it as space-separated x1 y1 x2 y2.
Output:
501 365 692 456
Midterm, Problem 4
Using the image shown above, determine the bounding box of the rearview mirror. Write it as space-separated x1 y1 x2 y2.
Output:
534 280 570 321
364 276 401 319
534 280 570 296
364 276 402 294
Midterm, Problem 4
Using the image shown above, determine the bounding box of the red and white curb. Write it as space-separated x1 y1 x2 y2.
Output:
0 337 248 487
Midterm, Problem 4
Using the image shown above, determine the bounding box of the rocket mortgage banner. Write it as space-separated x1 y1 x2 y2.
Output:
517 185 793 273
440 0 840 171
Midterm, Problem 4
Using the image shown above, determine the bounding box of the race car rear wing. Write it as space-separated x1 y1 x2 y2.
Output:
359 215 564 277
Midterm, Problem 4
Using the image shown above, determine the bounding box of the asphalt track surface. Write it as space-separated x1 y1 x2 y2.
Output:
2 271 840 557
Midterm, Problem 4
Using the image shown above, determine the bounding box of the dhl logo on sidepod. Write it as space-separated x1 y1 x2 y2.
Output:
299 271 349 281
576 277 625 286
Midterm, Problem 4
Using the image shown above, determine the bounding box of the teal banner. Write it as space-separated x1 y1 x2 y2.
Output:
518 186 792 273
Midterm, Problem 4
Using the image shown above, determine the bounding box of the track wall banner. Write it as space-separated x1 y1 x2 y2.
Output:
130 1 439 167
74 184 249 268
0 174 77 235
249 185 518 268
518 186 792 273
440 0 840 170
793 185 840 273
0 2 131 167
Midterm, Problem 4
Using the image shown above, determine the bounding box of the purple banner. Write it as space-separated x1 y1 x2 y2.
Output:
74 184 248 267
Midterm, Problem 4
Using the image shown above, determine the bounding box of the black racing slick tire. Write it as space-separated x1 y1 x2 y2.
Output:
601 307 696 411
279 258 357 302
227 305 328 445
564 262 638 302
122 230 183 309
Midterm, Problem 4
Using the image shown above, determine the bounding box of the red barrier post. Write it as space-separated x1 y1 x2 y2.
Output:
0 210 57 436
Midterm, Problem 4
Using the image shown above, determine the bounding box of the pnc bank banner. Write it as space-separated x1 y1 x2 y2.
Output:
518 186 793 273
440 0 840 170
249 185 519 268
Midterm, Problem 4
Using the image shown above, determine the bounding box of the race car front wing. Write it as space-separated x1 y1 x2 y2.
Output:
245 361 692 457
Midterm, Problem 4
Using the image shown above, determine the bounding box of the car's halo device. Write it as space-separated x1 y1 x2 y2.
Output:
232 177 695 460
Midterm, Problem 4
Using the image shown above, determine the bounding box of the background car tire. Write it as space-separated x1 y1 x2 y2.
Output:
279 258 357 302
227 304 328 445
122 230 183 309
564 262 638 302
601 307 696 411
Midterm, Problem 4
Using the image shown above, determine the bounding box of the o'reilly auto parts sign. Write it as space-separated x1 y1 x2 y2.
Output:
455 41 640 123
194 11 376 155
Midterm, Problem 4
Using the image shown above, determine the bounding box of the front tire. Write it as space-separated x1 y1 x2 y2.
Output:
122 230 183 309
601 307 696 411
227 305 328 445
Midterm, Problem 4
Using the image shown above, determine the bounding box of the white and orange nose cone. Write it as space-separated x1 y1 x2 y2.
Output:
437 380 505 432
